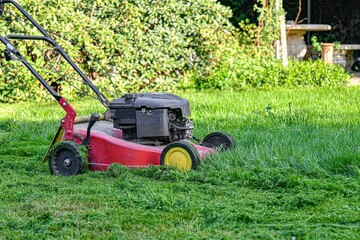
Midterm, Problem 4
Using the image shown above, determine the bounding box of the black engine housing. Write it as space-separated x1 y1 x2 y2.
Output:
109 93 193 144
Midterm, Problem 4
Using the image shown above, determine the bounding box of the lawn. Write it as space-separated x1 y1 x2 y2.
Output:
0 87 359 239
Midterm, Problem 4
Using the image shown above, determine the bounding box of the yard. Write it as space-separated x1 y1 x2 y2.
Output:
0 87 359 239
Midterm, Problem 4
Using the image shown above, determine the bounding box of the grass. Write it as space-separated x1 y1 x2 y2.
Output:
0 87 359 239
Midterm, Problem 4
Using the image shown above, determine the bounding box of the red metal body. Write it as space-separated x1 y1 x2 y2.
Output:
45 90 215 172
58 98 77 140
72 121 214 171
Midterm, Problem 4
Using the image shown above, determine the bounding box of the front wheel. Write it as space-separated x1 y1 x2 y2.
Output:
160 141 200 171
49 141 86 176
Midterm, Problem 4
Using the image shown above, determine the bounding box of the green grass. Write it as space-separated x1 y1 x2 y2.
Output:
0 87 359 239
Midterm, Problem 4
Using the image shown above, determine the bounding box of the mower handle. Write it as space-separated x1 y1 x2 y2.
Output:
0 0 110 141
0 0 50 38
0 0 110 109
0 35 62 101
6 34 56 46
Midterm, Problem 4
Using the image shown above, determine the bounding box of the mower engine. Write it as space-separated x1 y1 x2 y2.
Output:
109 93 193 144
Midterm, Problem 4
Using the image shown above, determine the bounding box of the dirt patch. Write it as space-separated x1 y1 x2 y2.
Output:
348 72 360 86
349 77 360 86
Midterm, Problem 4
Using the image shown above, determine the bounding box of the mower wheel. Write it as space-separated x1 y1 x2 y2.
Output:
49 141 86 176
160 141 200 171
203 132 236 151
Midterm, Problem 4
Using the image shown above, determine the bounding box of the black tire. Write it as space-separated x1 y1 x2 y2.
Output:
160 141 200 171
49 141 86 176
203 132 236 151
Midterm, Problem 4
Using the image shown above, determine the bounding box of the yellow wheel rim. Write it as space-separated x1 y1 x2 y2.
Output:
164 147 192 171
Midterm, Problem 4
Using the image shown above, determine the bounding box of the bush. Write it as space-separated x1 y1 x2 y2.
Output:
191 56 350 90
0 0 352 103
0 0 236 102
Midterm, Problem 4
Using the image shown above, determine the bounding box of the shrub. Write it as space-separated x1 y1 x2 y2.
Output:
191 56 350 90
0 0 236 102
285 60 350 87
0 0 352 103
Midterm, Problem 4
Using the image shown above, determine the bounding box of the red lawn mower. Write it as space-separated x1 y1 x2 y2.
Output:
0 0 235 176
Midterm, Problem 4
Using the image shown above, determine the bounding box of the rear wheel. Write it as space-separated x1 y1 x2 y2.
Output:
203 132 236 151
49 141 86 176
160 141 200 171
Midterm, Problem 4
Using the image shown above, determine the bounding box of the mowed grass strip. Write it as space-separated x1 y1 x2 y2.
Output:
0 87 359 239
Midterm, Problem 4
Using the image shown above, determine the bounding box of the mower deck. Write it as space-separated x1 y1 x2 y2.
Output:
73 121 215 170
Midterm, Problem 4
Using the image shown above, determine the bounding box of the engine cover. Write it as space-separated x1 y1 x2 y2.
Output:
109 93 193 144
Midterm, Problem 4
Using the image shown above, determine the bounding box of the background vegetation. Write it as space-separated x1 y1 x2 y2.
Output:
0 0 237 101
0 88 359 239
0 0 350 103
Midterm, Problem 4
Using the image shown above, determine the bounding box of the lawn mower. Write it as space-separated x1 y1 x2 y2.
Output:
0 0 235 176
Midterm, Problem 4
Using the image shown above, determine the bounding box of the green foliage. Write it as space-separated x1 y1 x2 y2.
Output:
0 0 352 103
253 0 282 48
311 35 322 52
285 60 349 87
0 0 236 102
229 0 284 57
187 0 350 91
192 56 350 90
311 35 341 52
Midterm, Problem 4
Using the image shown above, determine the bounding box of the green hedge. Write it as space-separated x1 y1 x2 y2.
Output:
191 56 350 90
0 0 351 103
0 0 236 102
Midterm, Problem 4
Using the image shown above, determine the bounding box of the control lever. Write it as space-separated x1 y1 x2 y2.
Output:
82 113 100 148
